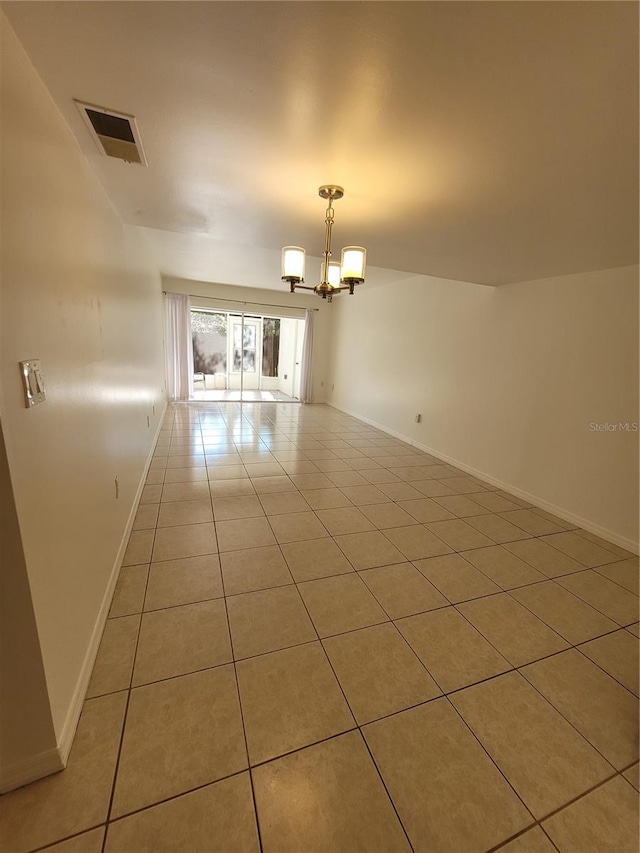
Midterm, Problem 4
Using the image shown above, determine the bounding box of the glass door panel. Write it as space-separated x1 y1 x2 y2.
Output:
228 316 261 395
191 311 228 397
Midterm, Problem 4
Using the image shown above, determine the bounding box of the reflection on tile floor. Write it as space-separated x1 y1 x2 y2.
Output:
1 402 638 853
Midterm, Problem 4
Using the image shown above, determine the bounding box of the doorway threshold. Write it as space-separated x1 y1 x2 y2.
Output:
191 389 299 402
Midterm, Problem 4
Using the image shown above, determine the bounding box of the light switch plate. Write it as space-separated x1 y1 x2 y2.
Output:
20 360 46 408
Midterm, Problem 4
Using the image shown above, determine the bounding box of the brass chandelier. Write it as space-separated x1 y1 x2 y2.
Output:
281 185 366 302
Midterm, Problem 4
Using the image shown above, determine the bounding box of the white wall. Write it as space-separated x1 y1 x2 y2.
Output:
0 419 58 790
277 318 298 398
165 277 330 402
293 318 304 401
0 14 165 780
327 266 639 550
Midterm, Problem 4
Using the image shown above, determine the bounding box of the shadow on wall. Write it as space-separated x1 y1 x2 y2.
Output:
192 336 226 375
192 311 228 375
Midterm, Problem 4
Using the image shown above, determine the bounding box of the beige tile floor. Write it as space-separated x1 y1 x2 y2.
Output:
1 402 638 853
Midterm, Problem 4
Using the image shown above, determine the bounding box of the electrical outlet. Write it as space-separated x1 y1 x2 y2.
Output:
415 414 422 423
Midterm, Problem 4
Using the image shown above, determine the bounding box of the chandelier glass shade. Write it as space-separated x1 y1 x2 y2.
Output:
281 186 366 302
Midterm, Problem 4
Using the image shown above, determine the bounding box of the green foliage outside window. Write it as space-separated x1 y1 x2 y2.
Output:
191 311 227 335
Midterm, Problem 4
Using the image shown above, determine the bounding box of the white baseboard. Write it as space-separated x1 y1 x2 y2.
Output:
55 403 168 769
327 401 639 556
0 747 63 793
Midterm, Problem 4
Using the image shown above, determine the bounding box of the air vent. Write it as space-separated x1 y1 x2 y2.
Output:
75 100 147 166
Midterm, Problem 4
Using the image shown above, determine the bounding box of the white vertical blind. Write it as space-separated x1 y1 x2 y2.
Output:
299 308 315 403
164 292 193 401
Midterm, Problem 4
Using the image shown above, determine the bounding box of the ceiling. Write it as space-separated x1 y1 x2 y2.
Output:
4 1 638 288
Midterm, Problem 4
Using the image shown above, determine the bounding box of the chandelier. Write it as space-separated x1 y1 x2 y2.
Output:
281 185 366 302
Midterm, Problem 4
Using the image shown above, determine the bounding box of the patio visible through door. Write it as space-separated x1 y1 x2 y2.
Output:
191 308 305 401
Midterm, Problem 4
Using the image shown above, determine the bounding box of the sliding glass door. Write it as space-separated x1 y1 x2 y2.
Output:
191 307 304 402
229 316 260 392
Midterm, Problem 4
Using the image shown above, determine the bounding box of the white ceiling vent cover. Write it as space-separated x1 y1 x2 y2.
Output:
75 100 148 166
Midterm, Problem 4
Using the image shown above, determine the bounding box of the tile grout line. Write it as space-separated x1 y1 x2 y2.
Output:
160 578 632 705
100 427 166 852
443 591 626 778
33 723 638 851
76 402 637 853
486 821 563 853
141 477 637 572
138 520 637 639
355 728 417 853
122 547 637 649
215 422 636 837
148 443 638 562
253 514 418 853
487 760 640 853
215 474 266 853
